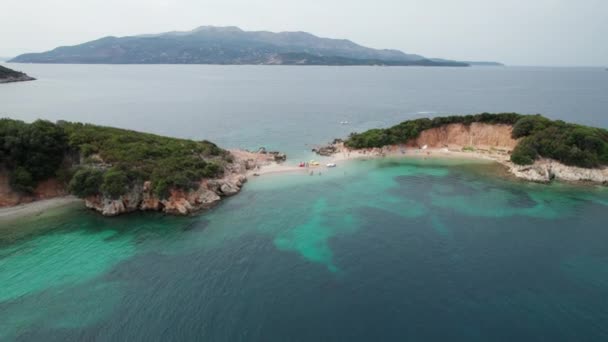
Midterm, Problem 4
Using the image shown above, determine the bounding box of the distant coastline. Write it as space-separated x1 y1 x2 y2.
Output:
0 65 35 83
8 25 499 67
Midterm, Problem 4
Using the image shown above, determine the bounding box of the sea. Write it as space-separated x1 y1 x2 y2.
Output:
1 64 608 341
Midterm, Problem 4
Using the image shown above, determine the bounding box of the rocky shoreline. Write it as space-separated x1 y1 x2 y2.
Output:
505 159 608 184
0 148 287 218
314 141 608 185
82 148 286 216
0 74 36 84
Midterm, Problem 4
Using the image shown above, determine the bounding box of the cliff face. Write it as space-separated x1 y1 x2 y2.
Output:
0 170 66 207
83 174 247 216
1 147 283 216
407 123 518 150
82 149 278 216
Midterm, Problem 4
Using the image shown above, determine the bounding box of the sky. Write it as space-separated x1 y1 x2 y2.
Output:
2 0 607 66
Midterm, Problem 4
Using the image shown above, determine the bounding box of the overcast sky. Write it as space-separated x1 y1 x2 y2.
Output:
2 0 607 66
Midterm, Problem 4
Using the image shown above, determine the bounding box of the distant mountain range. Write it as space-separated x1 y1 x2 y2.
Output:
9 26 500 67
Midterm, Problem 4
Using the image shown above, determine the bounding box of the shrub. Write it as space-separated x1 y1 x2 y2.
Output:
100 168 129 199
68 168 103 197
9 167 35 193
511 138 537 165
512 115 550 138
0 118 69 182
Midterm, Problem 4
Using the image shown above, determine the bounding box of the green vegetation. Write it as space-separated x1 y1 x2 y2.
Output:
345 113 522 149
0 119 69 193
0 65 34 82
0 65 26 79
68 168 103 197
61 122 229 198
345 113 608 168
1 119 230 199
510 115 608 167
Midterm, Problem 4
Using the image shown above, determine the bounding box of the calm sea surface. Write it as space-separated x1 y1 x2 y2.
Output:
1 64 608 341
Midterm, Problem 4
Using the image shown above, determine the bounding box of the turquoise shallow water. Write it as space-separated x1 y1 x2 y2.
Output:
2 64 608 340
1 158 608 341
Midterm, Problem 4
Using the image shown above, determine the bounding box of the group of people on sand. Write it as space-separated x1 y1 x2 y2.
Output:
296 161 324 175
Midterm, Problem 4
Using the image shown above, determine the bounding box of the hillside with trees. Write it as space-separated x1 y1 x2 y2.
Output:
0 119 229 200
345 113 608 168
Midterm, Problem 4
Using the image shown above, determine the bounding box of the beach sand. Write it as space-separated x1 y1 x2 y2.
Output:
248 144 508 178
0 196 80 221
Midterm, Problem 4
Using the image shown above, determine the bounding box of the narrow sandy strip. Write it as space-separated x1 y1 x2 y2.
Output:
0 196 80 220
248 146 504 178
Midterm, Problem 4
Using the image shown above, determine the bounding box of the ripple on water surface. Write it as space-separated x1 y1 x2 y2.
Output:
1 158 608 341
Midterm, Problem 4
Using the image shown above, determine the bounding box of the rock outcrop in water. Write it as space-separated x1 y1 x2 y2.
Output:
0 118 288 216
506 159 608 184
81 150 276 216
83 173 248 216
0 65 35 83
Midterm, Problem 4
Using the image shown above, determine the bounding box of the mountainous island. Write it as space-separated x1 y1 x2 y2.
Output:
0 119 284 216
318 113 608 184
9 26 487 67
0 65 35 83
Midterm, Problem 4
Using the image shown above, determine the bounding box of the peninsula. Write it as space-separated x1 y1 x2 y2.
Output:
9 26 480 67
319 113 608 184
2 114 606 219
0 119 285 216
0 65 35 83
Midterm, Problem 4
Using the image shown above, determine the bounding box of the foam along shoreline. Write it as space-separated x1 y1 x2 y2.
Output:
0 196 80 221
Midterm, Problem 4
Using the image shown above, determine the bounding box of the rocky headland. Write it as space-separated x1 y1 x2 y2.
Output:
81 149 285 216
0 118 289 217
0 65 35 83
319 114 608 185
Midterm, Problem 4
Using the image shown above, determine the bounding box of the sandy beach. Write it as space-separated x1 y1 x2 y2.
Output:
246 144 507 178
0 196 80 221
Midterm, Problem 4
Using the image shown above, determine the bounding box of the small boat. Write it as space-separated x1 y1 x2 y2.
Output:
309 160 320 166
421 144 428 150
340 121 349 125
326 163 337 168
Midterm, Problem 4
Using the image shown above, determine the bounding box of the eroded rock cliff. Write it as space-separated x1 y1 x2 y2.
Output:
407 123 518 150
81 149 277 216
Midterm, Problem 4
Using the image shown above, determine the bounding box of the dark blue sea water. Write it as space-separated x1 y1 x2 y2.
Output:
1 64 607 158
1 64 608 341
